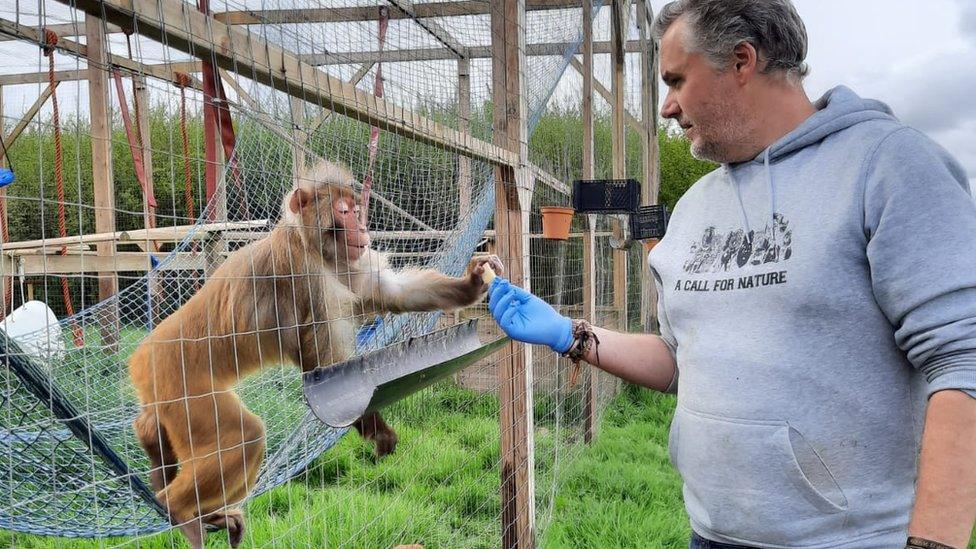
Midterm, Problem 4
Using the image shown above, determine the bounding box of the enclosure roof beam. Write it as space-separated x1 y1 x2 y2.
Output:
52 0 519 168
0 1 582 41
0 21 122 42
568 56 642 132
213 0 582 25
0 69 88 86
386 0 469 58
529 163 571 196
303 39 644 65
0 18 203 88
3 83 58 150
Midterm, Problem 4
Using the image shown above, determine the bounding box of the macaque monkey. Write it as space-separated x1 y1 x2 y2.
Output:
129 159 503 548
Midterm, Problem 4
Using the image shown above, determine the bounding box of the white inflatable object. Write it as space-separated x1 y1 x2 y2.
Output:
1 301 67 361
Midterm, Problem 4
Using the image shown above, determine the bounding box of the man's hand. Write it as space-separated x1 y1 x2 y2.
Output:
488 278 573 353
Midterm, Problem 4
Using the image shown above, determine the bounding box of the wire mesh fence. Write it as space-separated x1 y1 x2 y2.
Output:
0 0 657 546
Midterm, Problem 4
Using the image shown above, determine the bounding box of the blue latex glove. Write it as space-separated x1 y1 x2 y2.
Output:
488 278 574 353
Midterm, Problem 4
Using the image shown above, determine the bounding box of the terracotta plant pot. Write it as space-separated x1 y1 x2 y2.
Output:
642 238 660 252
540 206 575 240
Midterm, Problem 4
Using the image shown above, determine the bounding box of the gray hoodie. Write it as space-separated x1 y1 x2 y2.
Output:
647 86 976 547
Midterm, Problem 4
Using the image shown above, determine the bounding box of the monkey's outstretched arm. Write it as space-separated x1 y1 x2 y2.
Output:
370 255 504 314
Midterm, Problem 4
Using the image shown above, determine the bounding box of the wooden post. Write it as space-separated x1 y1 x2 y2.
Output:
611 0 629 331
86 15 119 349
0 83 11 318
133 75 157 234
457 58 472 221
638 0 660 332
491 0 535 547
581 0 600 444
290 95 306 185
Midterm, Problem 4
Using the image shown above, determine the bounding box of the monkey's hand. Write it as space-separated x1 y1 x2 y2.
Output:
466 255 505 293
488 278 573 353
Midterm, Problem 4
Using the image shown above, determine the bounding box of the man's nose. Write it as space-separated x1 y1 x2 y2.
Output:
660 90 680 120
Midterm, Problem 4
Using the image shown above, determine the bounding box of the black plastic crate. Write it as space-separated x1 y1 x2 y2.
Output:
571 179 640 214
630 204 669 240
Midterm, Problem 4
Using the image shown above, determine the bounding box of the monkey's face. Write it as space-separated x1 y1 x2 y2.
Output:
329 193 370 262
288 184 371 263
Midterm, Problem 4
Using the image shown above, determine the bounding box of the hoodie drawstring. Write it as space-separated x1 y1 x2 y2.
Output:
726 147 776 237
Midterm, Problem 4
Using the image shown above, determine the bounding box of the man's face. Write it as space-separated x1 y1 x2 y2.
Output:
659 19 751 163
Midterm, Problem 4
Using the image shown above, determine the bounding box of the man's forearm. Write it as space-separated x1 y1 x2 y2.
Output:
908 389 976 547
578 327 677 392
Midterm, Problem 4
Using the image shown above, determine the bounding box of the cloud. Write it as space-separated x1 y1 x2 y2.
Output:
853 43 976 135
959 1 976 42
847 35 976 184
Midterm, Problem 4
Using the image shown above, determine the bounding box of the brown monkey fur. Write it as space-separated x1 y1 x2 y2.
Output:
129 159 503 548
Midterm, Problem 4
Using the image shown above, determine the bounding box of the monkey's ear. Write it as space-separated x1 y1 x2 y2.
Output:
289 187 311 214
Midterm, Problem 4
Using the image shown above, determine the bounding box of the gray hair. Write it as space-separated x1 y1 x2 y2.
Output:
651 0 810 82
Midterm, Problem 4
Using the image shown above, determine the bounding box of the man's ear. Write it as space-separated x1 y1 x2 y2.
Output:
731 41 759 81
289 187 310 215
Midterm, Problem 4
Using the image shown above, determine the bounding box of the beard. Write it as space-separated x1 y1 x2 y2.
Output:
686 95 753 163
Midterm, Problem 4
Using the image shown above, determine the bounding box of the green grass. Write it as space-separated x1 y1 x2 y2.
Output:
540 385 688 548
1 382 972 548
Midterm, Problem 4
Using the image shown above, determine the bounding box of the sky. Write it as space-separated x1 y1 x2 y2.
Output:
649 0 976 187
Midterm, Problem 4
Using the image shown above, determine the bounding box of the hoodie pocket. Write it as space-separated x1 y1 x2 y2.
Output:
670 405 848 544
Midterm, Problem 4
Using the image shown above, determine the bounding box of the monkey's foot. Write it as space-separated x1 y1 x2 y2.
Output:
205 510 245 548
373 429 398 458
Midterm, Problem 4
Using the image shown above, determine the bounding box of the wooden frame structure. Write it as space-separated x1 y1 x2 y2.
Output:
0 1 659 546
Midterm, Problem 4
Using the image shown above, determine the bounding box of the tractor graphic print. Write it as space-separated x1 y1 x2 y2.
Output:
683 213 793 274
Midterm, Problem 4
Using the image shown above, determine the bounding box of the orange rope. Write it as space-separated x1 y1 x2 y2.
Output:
45 30 84 347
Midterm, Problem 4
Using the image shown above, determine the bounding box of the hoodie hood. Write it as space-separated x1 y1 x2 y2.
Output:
724 86 897 233
750 85 896 164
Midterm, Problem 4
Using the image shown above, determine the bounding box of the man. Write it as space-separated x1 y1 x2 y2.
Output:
487 0 976 547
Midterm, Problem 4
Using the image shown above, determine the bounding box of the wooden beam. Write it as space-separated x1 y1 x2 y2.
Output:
568 56 642 132
2 220 267 252
2 251 206 275
133 74 158 249
299 62 374 145
2 83 57 150
611 0 628 328
213 0 582 25
87 14 119 349
54 0 519 169
0 83 9 319
0 18 202 87
387 0 468 58
457 58 472 219
492 0 535 547
0 69 88 86
581 0 599 445
529 162 570 196
0 22 123 42
638 0 660 332
303 39 644 65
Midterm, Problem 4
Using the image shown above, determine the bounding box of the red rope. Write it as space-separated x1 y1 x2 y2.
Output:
45 30 84 347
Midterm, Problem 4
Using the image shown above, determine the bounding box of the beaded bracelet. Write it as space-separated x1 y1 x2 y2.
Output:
564 319 599 387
